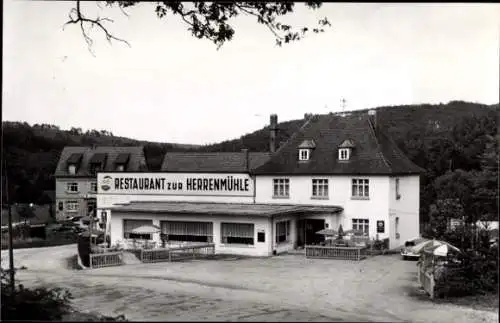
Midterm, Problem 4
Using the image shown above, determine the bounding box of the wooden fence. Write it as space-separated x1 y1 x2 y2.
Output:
89 251 124 269
140 243 215 263
305 245 367 261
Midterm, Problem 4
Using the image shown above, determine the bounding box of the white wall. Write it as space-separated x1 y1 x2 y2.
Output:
389 175 420 249
110 212 273 257
255 175 390 239
97 194 254 209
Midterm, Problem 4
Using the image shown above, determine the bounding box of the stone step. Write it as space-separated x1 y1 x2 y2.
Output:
122 251 142 265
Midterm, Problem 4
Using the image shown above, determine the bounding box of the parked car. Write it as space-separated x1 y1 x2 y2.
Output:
401 238 428 260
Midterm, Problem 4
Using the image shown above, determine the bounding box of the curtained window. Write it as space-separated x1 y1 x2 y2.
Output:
221 222 254 245
123 219 153 240
161 221 213 243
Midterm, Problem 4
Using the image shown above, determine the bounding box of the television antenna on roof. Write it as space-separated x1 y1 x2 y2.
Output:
340 98 347 112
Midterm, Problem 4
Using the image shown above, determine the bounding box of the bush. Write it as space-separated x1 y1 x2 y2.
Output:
1 268 73 320
77 235 91 267
1 267 128 321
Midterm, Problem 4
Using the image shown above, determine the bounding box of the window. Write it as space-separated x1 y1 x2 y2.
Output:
298 149 310 161
273 178 290 198
395 217 400 239
352 178 369 198
161 221 213 243
58 202 64 211
67 182 79 193
90 164 102 176
90 182 97 192
66 200 79 212
221 222 254 245
257 231 265 243
87 199 96 216
395 178 401 200
352 219 369 235
338 148 350 161
276 220 291 244
116 164 125 171
123 219 153 240
312 179 329 198
68 165 77 175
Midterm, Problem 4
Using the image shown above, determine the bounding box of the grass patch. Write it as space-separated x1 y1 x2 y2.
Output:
433 292 499 312
1 235 77 250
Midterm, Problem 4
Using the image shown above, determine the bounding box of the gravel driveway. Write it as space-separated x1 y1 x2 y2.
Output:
2 245 498 322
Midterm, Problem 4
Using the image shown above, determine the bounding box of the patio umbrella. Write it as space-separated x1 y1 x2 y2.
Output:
411 239 443 254
344 229 365 236
131 224 161 234
425 242 461 257
316 228 338 236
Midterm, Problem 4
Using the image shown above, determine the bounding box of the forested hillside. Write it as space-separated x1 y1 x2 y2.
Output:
2 101 498 225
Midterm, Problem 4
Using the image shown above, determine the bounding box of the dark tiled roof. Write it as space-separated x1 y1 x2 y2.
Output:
67 153 83 164
115 153 130 164
111 201 343 217
253 112 424 175
55 146 147 177
161 152 272 173
89 153 107 164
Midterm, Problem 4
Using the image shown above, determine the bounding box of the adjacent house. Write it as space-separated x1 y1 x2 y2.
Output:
54 146 147 227
97 110 424 256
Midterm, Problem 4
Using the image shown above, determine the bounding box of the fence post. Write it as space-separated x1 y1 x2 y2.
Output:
429 272 435 299
168 250 172 262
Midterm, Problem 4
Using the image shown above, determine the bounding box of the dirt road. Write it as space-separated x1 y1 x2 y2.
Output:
2 245 498 322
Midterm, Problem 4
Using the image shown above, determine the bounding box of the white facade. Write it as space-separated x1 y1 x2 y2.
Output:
389 175 421 249
97 172 420 256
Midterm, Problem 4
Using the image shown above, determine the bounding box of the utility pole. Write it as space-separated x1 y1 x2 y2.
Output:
4 160 15 291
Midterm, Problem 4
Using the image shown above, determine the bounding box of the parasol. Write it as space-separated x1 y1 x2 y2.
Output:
425 242 461 257
131 224 161 234
316 228 338 236
411 239 443 254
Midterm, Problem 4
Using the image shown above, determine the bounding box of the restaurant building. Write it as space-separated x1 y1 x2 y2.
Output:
97 111 424 256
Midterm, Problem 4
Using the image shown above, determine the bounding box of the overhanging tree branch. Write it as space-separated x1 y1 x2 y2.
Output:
64 0 130 55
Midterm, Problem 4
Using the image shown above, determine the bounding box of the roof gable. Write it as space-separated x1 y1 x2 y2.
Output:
339 139 356 148
253 112 424 175
55 146 147 177
298 139 316 149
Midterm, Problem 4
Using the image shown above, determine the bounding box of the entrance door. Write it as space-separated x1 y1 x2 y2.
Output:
297 219 305 247
305 219 326 245
297 219 325 247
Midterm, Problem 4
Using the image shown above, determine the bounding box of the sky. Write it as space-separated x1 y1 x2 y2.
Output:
3 2 500 145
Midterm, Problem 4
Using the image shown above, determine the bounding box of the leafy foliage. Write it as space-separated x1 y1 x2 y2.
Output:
433 228 499 297
1 268 73 321
67 1 331 51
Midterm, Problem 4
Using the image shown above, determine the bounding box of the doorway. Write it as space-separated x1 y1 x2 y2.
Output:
296 218 325 248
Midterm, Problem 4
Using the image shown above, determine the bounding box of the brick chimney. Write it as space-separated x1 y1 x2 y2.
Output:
241 149 250 172
269 114 278 153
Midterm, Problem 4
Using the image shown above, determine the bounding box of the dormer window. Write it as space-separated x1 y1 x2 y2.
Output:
115 153 130 171
89 153 107 176
339 148 350 161
338 139 355 161
299 149 310 161
66 153 83 175
297 139 316 162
